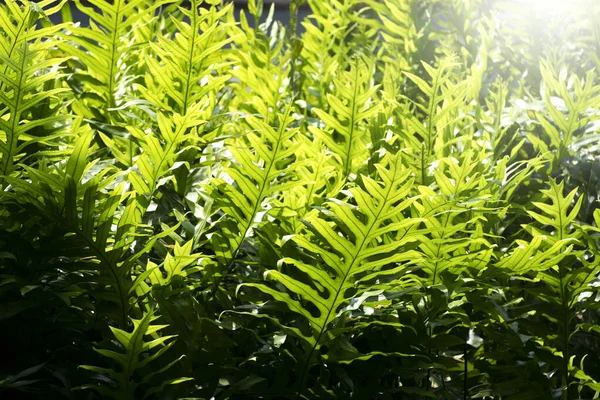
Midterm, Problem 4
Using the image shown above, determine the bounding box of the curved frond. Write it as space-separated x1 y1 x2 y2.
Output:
241 153 422 392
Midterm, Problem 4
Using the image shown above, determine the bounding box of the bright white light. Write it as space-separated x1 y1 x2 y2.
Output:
513 0 586 16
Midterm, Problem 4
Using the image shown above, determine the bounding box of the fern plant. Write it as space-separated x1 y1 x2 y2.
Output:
0 0 69 182
536 61 600 165
495 180 599 398
399 58 469 184
206 107 299 271
240 153 423 397
81 311 192 399
139 0 233 116
309 57 380 178
2 1 600 399
60 0 172 120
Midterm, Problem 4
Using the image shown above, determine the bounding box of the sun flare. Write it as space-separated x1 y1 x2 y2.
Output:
514 0 587 16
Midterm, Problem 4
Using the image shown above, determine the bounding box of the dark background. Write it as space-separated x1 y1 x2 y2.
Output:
49 0 311 29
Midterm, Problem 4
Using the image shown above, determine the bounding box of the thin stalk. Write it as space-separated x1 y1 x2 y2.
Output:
464 340 468 400
426 325 433 391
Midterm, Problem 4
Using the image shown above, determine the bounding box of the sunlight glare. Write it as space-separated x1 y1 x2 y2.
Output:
514 0 586 16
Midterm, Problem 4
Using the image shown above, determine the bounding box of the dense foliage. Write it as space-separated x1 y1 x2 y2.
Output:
1 0 600 398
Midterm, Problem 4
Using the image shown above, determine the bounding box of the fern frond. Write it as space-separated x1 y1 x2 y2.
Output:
0 1 69 181
128 105 205 208
309 57 380 178
304 0 377 62
415 151 494 284
497 180 585 292
139 0 233 115
527 179 583 244
0 0 66 53
206 107 299 268
299 0 348 108
81 311 192 400
61 0 173 119
496 179 588 389
494 236 574 273
228 3 289 117
240 153 422 394
537 61 600 162
363 0 420 70
4 122 177 326
148 240 200 286
477 79 516 160
401 58 468 184
269 136 342 233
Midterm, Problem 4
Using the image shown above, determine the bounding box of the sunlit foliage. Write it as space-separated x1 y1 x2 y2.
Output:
1 0 600 399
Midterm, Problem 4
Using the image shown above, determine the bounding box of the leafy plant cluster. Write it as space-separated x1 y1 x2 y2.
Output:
1 0 600 399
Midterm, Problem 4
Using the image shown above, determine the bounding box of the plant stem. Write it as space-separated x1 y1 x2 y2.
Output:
464 340 468 400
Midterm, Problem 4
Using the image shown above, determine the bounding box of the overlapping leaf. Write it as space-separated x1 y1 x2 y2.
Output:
240 153 423 391
61 0 173 118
